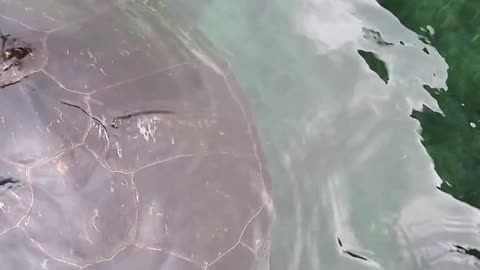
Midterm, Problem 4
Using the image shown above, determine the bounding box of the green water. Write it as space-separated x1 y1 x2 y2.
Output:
378 0 480 211
160 0 480 269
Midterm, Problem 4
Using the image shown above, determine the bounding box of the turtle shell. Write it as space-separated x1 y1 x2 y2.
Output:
0 1 274 269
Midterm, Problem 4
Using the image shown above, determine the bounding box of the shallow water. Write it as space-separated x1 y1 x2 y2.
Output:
162 0 480 269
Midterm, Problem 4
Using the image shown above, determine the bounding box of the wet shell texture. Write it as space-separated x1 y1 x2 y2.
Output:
0 1 273 270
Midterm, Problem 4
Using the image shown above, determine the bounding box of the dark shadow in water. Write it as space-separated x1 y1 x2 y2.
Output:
362 27 394 46
337 237 370 262
358 50 389 84
377 0 480 209
454 245 480 262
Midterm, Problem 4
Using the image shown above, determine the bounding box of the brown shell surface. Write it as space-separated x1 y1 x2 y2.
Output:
0 1 273 269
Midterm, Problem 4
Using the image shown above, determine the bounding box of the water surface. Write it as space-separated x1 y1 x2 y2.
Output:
159 0 480 269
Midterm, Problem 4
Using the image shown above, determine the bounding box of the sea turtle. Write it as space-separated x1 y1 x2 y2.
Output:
0 1 274 269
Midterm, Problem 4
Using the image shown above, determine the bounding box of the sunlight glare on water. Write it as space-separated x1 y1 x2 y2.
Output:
162 0 480 269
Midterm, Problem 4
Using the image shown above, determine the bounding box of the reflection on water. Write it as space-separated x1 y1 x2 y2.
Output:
357 49 389 84
378 0 480 210
161 0 480 269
